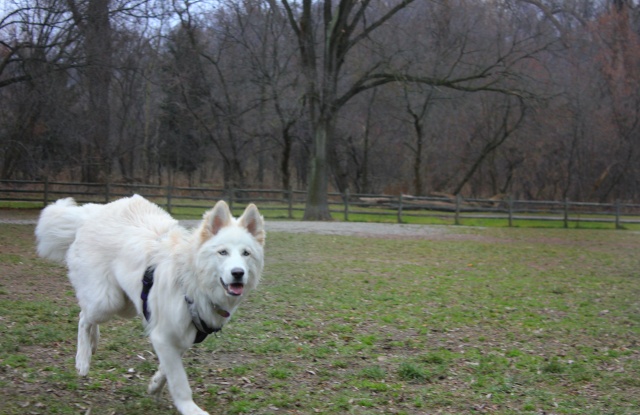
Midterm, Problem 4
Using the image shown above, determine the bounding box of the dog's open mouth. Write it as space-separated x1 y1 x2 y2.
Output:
221 278 244 296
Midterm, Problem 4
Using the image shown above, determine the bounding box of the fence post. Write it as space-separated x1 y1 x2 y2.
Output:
397 194 403 223
563 198 569 229
344 189 350 221
43 177 49 207
166 185 173 214
615 200 621 229
105 181 110 203
228 188 235 212
507 195 513 227
455 194 461 225
287 188 293 219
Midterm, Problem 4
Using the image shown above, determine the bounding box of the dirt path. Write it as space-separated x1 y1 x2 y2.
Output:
1 209 455 239
186 220 451 238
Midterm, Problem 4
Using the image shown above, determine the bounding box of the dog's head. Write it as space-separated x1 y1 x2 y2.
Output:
196 200 265 302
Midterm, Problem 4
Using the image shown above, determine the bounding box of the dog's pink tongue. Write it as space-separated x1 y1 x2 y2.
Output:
229 283 244 295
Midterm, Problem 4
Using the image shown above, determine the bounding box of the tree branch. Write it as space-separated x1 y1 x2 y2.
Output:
346 0 416 56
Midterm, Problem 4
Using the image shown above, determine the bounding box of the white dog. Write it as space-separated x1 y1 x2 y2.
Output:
35 195 265 415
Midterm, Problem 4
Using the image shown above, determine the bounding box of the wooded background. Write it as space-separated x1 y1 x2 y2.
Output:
2 1 640 219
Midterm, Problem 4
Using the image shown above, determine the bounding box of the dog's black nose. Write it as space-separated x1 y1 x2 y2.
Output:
231 268 245 280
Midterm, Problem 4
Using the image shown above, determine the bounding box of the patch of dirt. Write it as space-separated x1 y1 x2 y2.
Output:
0 208 42 222
0 263 72 302
186 219 503 243
1 207 503 242
0 226 71 302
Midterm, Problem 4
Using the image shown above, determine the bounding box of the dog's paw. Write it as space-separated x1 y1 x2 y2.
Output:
76 362 90 377
148 370 167 397
176 401 210 415
75 344 92 376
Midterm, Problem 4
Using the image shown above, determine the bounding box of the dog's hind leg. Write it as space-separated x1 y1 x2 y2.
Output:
90 323 100 355
76 311 94 376
148 368 167 399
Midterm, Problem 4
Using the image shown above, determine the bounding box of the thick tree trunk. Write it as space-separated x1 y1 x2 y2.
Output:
303 119 332 220
68 0 112 182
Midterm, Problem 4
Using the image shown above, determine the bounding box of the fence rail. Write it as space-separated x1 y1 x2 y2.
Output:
2 179 640 228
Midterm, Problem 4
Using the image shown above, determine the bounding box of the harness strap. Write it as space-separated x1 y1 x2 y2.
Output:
185 296 222 343
140 267 226 344
141 267 155 321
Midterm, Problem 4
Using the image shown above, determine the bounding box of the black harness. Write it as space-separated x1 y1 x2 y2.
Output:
141 267 155 321
184 296 222 343
141 267 223 344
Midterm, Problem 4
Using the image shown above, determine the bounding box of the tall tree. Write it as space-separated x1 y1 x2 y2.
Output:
277 0 419 219
67 0 113 182
217 0 305 191
278 0 538 219
0 1 84 179
452 96 526 195
400 85 438 196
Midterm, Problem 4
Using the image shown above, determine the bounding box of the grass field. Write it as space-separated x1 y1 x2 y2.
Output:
0 220 639 414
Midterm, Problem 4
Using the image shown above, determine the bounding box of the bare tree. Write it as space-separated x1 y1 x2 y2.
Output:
221 0 306 191
0 1 80 89
3 0 640 203
65 0 113 182
452 96 527 195
161 2 271 189
589 1 640 201
0 1 83 179
276 0 545 219
276 0 425 219
399 85 439 196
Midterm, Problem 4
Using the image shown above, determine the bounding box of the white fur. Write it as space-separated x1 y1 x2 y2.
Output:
35 195 265 415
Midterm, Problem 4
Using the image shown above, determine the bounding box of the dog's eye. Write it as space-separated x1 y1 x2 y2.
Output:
242 250 251 257
218 249 228 256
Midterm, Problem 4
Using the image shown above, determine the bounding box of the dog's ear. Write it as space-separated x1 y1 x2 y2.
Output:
239 204 265 246
201 200 232 240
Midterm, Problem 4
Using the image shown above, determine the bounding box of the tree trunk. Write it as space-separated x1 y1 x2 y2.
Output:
304 118 332 220
281 130 292 191
68 0 112 182
361 89 377 194
412 118 424 196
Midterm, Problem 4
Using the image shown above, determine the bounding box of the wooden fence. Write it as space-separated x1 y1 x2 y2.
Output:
2 179 640 228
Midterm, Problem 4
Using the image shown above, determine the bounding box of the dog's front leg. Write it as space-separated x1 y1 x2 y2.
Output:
151 336 209 415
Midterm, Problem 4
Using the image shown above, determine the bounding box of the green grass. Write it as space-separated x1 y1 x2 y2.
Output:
0 201 45 209
0 224 639 414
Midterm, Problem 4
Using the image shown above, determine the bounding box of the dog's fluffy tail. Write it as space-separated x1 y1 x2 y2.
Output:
35 197 87 263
